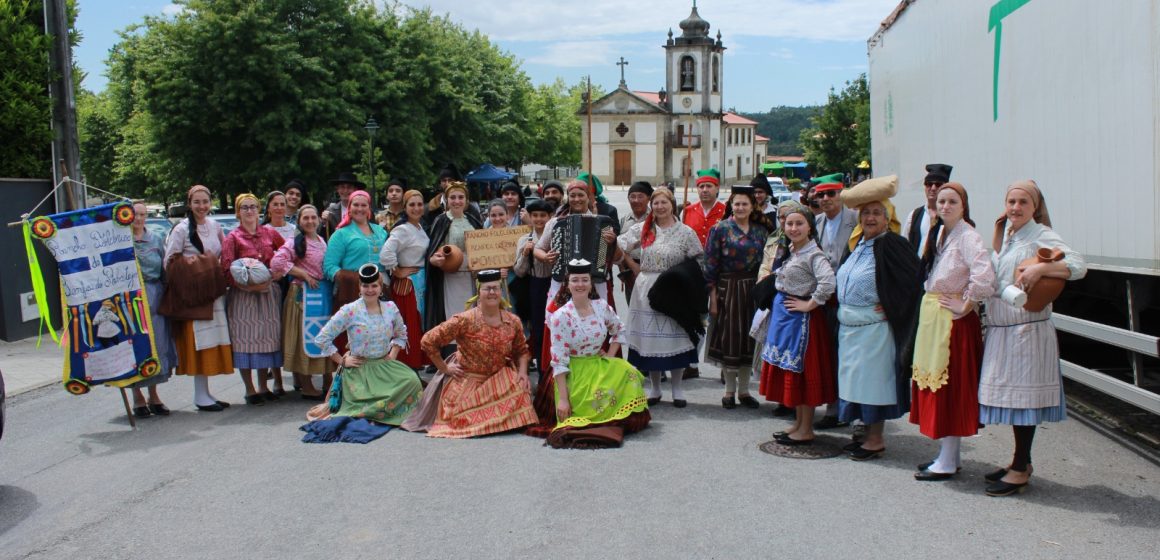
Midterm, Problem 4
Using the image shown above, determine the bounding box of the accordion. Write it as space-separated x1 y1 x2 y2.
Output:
550 214 615 282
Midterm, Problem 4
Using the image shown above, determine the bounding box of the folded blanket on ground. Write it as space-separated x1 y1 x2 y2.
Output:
300 416 392 444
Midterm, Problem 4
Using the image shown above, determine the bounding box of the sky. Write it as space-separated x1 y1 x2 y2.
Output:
74 0 901 112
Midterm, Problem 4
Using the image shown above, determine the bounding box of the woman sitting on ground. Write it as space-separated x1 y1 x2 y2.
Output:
404 269 537 438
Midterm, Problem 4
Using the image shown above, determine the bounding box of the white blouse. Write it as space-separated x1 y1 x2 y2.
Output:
548 300 626 374
379 222 430 270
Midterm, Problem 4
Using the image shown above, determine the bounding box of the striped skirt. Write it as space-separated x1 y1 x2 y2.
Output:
425 366 538 439
228 284 283 368
707 271 758 368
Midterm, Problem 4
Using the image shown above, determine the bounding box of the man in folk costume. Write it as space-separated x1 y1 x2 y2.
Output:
320 172 364 239
812 178 858 430
678 168 726 379
902 163 952 257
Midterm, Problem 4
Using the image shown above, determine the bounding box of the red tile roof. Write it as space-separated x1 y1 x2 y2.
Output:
755 134 769 142
723 112 757 125
633 91 663 104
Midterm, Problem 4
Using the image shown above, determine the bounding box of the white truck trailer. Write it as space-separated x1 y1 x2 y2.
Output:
867 0 1160 414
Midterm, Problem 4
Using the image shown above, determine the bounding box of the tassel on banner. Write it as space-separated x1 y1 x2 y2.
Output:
22 221 59 345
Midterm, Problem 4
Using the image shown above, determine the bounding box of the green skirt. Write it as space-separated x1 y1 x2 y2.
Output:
337 358 423 425
554 355 649 430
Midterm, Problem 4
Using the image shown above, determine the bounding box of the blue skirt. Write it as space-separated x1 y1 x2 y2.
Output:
628 348 698 372
838 399 907 424
979 383 1067 425
234 351 283 370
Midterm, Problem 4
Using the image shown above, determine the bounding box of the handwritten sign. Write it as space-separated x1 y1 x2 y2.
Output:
464 225 531 271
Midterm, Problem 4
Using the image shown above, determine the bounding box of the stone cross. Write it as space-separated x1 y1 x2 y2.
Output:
617 57 629 86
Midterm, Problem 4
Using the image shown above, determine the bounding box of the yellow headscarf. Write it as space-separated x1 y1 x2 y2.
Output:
843 175 901 250
234 193 259 215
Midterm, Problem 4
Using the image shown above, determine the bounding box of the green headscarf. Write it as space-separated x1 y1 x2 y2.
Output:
575 171 608 204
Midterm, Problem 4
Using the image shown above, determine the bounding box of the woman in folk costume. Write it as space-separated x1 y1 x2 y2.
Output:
308 264 423 425
322 189 388 353
163 185 233 411
262 191 298 241
379 190 431 369
404 270 537 438
704 186 771 409
977 181 1086 496
755 200 798 417
832 177 923 460
757 202 836 445
127 201 176 418
616 188 704 408
221 193 287 404
270 204 332 400
424 181 484 336
911 182 996 481
538 259 649 448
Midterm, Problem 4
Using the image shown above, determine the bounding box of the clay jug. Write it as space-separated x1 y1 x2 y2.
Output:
1015 247 1065 312
439 244 464 272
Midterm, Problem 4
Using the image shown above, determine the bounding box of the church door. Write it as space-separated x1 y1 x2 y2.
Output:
613 150 632 185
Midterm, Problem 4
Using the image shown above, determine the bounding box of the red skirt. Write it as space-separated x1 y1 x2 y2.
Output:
910 311 982 439
390 278 430 369
758 307 835 407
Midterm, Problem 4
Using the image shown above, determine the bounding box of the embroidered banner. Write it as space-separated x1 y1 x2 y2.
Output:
28 202 158 394
302 279 334 358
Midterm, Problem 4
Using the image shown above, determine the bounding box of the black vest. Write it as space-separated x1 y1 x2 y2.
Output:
907 206 926 251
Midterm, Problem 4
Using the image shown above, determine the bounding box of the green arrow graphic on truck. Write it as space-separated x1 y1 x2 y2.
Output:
989 0 1034 121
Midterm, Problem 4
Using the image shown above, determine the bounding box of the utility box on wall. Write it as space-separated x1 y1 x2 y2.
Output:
0 179 63 342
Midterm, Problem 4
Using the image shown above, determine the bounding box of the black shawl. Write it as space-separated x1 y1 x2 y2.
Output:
423 211 485 331
873 232 923 399
648 257 708 347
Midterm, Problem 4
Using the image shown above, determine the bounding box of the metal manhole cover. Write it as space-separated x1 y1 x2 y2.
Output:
758 437 844 459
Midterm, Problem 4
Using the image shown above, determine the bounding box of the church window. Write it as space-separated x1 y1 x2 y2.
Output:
680 56 695 92
616 122 629 137
712 56 720 93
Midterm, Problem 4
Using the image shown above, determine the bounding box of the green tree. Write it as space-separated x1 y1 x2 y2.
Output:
798 74 869 177
740 105 819 156
0 0 79 178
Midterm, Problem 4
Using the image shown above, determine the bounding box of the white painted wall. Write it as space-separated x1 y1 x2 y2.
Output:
636 145 658 177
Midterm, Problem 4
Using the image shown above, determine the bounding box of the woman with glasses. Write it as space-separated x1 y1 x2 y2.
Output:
221 193 287 404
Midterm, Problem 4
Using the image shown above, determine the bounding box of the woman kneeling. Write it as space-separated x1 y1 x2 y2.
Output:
545 260 650 449
310 264 423 425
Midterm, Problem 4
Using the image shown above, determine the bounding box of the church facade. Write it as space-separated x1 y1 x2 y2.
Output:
579 4 767 187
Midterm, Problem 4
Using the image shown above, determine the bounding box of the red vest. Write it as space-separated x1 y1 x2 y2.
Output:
682 200 726 248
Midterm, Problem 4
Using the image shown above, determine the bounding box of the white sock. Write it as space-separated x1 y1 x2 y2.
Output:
669 369 686 401
737 365 752 395
723 367 738 393
930 436 962 473
648 371 662 399
193 376 216 406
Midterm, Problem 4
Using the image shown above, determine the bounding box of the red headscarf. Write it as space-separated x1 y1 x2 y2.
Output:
337 190 371 229
641 188 677 248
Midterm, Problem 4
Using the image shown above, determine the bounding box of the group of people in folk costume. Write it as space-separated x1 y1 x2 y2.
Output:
131 161 1082 496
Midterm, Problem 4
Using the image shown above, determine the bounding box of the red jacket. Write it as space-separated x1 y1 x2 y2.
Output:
681 200 726 248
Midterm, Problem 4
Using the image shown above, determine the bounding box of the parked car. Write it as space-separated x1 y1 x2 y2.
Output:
213 215 240 236
145 218 174 242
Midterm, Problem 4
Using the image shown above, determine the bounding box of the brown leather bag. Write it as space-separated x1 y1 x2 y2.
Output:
159 254 228 320
1016 247 1066 312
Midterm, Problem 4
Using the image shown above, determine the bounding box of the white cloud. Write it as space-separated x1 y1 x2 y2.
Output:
769 47 794 60
404 0 901 43
161 3 185 16
526 40 619 67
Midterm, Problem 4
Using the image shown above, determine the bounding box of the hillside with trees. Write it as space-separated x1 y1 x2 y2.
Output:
739 105 819 157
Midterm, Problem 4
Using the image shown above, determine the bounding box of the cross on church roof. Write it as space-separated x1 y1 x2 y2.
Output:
616 56 629 87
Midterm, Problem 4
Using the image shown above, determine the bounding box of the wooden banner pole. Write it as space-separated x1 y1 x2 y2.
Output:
119 387 138 430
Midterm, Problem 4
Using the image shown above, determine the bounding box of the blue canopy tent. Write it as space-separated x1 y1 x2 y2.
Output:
465 164 516 200
783 162 811 181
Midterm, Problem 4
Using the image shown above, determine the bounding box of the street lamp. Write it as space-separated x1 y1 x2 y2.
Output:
364 116 380 199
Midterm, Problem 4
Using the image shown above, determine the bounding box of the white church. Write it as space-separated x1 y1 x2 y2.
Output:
579 3 769 187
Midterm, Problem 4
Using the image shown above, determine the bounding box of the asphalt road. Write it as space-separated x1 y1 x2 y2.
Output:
1 188 1157 558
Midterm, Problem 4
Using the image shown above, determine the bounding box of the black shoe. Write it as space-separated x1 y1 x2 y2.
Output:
215 400 231 408
647 397 661 406
133 406 152 419
196 403 226 412
776 434 814 446
721 396 737 409
272 387 287 397
244 394 265 406
914 468 956 481
842 441 863 453
673 399 687 408
300 393 325 402
985 479 1029 497
738 395 760 409
263 391 280 402
984 468 1009 482
682 367 700 380
813 416 848 430
147 403 171 416
849 447 884 461
771 404 793 417
917 461 962 474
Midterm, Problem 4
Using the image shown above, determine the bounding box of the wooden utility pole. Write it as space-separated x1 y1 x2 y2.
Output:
585 76 593 177
682 118 694 206
44 0 83 211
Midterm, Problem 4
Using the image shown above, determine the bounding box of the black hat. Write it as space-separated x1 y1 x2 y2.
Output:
331 172 366 188
924 163 953 184
387 177 407 189
358 263 380 284
477 269 502 283
438 164 461 182
566 258 591 274
731 185 756 198
749 173 772 194
542 180 565 195
628 181 654 197
526 199 553 213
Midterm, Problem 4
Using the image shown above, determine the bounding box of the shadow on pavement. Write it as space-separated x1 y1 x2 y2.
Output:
0 485 39 538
